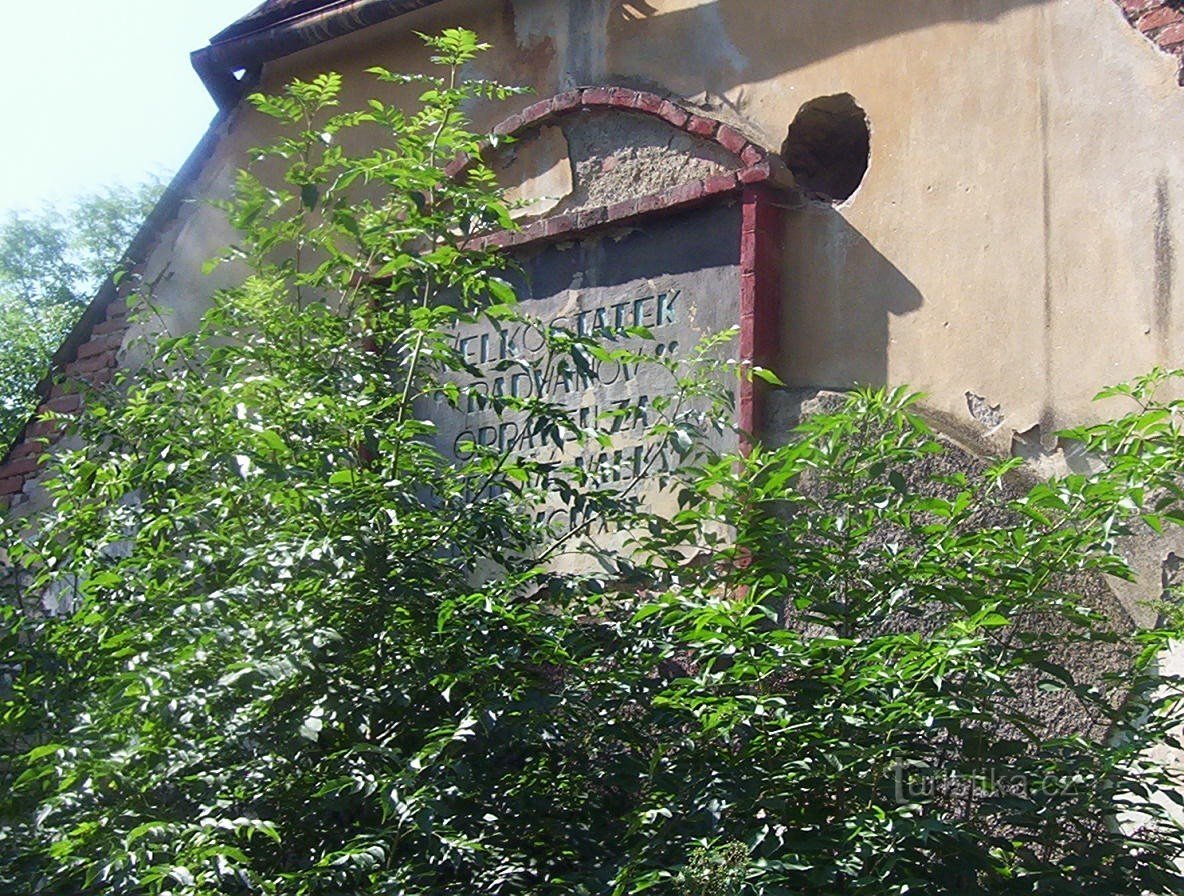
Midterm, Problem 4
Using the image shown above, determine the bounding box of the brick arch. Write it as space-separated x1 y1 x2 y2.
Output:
449 86 788 178
450 86 796 252
497 87 778 169
0 92 794 507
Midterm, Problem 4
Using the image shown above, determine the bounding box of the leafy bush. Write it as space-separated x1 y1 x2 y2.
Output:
3 30 1184 895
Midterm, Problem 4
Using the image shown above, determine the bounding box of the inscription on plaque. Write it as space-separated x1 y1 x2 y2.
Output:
431 202 743 529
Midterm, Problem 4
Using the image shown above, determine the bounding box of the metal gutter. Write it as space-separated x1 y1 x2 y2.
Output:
192 0 449 109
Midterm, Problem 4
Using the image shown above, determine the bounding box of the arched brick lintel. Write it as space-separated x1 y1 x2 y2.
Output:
448 86 790 182
452 86 796 253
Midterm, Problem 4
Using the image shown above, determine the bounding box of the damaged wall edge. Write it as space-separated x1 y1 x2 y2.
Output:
0 108 231 467
192 0 450 109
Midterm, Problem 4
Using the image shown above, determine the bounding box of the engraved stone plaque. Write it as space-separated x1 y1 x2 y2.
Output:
430 201 742 536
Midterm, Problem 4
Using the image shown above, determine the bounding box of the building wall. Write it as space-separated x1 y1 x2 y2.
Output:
190 0 1184 449
2 0 1181 786
6 0 1184 502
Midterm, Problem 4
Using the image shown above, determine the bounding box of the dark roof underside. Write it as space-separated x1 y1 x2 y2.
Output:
212 0 341 43
195 0 449 107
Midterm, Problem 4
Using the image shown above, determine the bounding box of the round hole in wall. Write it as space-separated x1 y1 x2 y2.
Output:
780 94 870 204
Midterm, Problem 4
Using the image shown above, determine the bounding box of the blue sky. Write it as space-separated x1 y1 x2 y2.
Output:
0 1 254 216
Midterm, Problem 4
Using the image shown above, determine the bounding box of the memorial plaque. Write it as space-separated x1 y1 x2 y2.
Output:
431 201 742 541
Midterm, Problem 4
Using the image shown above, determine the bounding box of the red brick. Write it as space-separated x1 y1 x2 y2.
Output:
582 86 613 106
716 124 748 155
105 299 130 319
8 441 41 461
444 153 471 178
577 206 609 230
551 90 582 114
740 145 764 167
520 99 554 125
609 87 640 108
92 317 129 336
1140 6 1184 31
520 221 548 242
1157 21 1184 45
739 162 773 184
635 92 664 114
685 115 718 138
605 198 639 221
1122 0 1161 17
1 455 43 478
664 180 707 207
634 192 667 216
703 172 740 195
544 213 578 238
0 476 24 496
76 334 122 360
26 419 63 440
492 113 523 136
65 354 114 376
41 394 82 415
658 101 689 128
480 230 513 250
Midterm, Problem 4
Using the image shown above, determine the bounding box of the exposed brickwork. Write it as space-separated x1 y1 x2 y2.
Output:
1116 0 1184 82
2 91 238 521
1 98 226 513
460 86 794 252
450 87 786 185
0 282 133 509
738 187 786 454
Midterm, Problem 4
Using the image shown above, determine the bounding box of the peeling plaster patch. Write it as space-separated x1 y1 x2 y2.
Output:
566 0 611 85
1155 174 1174 357
1164 551 1183 599
965 391 1004 431
693 1 748 77
495 125 574 220
511 0 563 48
1011 423 1106 478
1010 423 1077 478
1010 422 1044 459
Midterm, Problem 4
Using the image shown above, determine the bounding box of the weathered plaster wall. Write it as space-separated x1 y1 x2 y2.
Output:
219 0 1184 450
7 0 1184 502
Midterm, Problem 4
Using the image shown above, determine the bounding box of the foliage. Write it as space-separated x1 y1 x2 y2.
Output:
3 29 1184 896
0 178 165 445
0 299 77 447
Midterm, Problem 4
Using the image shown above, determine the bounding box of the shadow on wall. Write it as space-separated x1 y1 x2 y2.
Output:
779 204 923 390
603 1 1004 391
608 0 1054 95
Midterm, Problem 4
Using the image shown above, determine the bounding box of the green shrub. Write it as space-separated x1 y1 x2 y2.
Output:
3 31 1184 895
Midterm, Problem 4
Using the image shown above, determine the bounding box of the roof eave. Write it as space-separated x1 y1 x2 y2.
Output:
192 0 449 109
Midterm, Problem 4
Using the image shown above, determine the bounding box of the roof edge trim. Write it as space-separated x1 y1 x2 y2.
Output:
193 0 448 108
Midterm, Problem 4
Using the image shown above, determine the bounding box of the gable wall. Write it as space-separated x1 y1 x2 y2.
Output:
244 0 1184 448
6 0 1184 511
